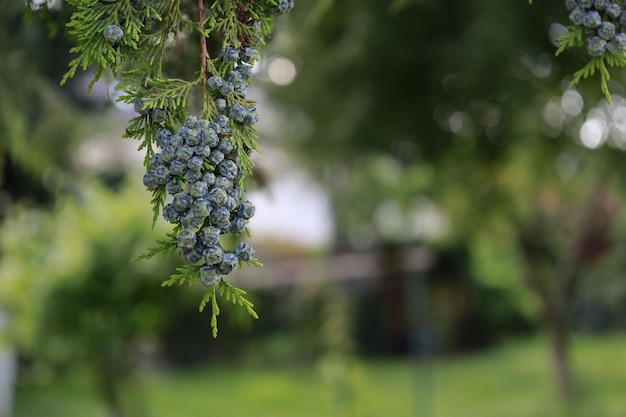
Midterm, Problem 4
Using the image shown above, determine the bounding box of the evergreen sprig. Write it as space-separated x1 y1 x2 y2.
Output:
59 0 293 336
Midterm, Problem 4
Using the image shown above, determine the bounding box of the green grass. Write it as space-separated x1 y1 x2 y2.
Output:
13 334 626 417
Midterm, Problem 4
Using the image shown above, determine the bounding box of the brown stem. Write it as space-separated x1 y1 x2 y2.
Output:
198 0 209 116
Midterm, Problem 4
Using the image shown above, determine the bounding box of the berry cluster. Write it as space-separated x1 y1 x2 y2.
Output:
207 45 259 125
142 116 256 287
566 0 626 56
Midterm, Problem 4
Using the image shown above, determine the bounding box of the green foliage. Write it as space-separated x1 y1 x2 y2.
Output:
57 0 290 334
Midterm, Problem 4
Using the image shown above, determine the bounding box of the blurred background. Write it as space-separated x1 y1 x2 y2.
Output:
1 0 626 416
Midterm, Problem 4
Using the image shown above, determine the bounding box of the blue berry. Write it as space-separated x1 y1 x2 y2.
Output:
187 155 204 171
169 160 187 176
161 145 177 163
195 144 211 158
235 242 255 261
207 188 228 206
222 46 239 64
199 226 221 247
217 138 234 154
219 82 234 96
237 63 254 79
185 129 202 146
151 107 167 123
197 119 211 129
175 145 195 162
218 160 239 180
203 172 216 185
205 129 219 147
228 103 247 122
244 109 259 125
163 203 180 223
156 128 172 148
238 200 255 219
598 22 616 40
184 115 198 128
176 229 197 250
569 7 584 25
172 192 193 212
592 0 607 10
149 153 164 169
153 166 171 185
223 196 237 211
268 0 294 14
587 36 607 56
199 266 222 287
184 169 203 183
207 76 224 90
613 32 626 50
199 266 221 286
210 206 231 229
208 150 225 166
142 171 159 190
582 11 602 29
203 245 224 265
103 24 124 43
134 99 150 115
218 252 239 274
182 245 204 263
180 210 204 229
214 176 232 190
216 115 229 128
190 181 209 198
166 179 183 195
229 217 247 234
605 3 622 19
170 134 184 148
578 0 592 7
192 198 212 218
239 47 258 63
215 98 227 112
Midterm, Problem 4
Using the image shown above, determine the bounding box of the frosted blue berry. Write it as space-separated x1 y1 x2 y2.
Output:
184 169 202 183
592 0 607 10
208 188 228 206
170 134 184 148
187 156 204 171
225 70 243 84
598 22 616 40
210 206 231 230
565 0 578 10
222 46 239 64
587 36 607 56
214 176 232 190
229 217 247 234
166 179 183 195
184 115 198 128
163 203 180 223
235 242 255 261
180 210 204 229
134 100 150 115
203 172 216 185
199 226 221 247
578 0 592 7
268 0 294 14
228 103 247 122
238 200 255 219
169 160 187 176
203 245 224 265
207 76 224 90
217 138 234 154
569 8 584 25
182 245 204 263
197 119 211 129
218 160 239 180
185 129 202 146
142 171 159 190
190 181 209 198
199 266 221 286
192 198 211 218
172 192 193 212
239 47 257 63
151 107 167 123
216 115 229 127
223 196 237 211
215 98 227 112
195 144 211 158
218 252 239 274
153 165 171 185
613 32 626 50
175 145 195 162
176 229 197 250
208 150 225 166
237 63 253 79
161 145 177 163
582 11 602 29
142 75 155 89
605 3 622 19
244 109 259 125
205 129 219 147
219 82 234 96
149 154 164 169
103 24 124 43
156 128 172 148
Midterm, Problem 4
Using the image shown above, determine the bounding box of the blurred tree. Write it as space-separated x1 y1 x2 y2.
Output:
265 0 626 399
